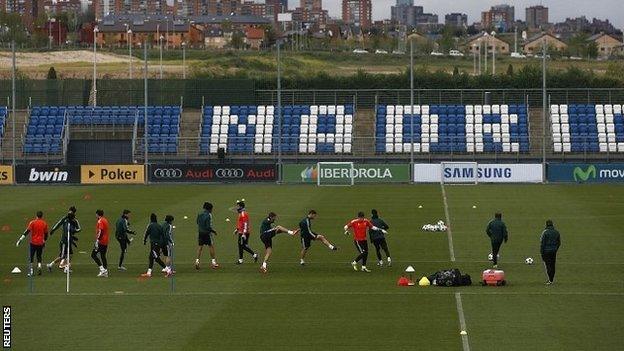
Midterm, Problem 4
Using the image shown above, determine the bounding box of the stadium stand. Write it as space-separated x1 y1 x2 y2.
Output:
200 105 354 154
376 104 530 153
550 104 624 153
24 106 181 154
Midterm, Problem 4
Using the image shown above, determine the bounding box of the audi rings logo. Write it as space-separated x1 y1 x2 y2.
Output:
215 168 244 178
153 168 183 178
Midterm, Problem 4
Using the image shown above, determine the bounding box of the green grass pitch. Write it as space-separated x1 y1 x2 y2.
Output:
1 184 623 350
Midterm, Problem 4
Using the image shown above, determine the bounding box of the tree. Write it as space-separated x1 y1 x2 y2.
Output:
231 31 245 50
47 67 57 79
453 66 460 77
506 64 514 76
438 26 455 53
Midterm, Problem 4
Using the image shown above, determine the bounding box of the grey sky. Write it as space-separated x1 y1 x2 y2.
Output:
298 0 622 29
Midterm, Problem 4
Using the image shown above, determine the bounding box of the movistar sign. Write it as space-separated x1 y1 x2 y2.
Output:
549 164 624 183
573 165 597 182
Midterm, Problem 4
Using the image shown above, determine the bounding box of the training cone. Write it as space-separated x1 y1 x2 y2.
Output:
418 276 430 286
11 267 21 274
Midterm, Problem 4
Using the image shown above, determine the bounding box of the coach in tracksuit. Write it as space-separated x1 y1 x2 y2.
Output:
486 212 508 268
540 220 561 285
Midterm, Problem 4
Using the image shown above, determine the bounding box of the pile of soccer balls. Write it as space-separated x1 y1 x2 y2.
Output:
422 220 448 232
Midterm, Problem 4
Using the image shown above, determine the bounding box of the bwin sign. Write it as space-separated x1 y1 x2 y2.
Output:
29 168 69 182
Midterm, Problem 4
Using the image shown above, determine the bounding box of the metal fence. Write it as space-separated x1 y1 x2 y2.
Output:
2 84 624 109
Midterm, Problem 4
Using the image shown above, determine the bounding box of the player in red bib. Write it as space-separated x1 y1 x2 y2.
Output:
344 212 386 273
233 199 258 264
16 211 49 276
91 209 110 277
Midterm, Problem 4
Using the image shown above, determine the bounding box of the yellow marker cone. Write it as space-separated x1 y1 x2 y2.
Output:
418 276 430 286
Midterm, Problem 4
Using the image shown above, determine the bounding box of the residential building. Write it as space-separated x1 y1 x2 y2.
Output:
96 17 204 47
481 4 515 32
526 5 548 30
204 27 228 48
244 26 264 49
588 32 623 57
445 13 468 28
465 32 510 55
522 32 567 54
43 0 82 14
2 0 45 30
342 0 372 28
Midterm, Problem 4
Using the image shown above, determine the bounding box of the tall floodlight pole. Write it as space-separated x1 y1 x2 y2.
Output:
410 38 415 169
484 33 488 74
159 35 164 79
144 41 149 166
542 35 547 176
127 27 133 79
182 41 186 79
491 32 496 75
277 39 282 182
478 39 481 75
11 41 16 167
93 26 99 106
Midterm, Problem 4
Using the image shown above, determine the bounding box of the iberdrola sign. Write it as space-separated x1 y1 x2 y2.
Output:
282 164 410 184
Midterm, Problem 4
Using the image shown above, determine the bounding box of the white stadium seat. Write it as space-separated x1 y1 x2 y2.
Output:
492 105 500 114
465 105 474 114
328 105 336 115
563 143 571 152
421 143 429 153
319 105 327 115
343 144 352 153
307 144 315 153
335 144 343 153
511 143 519 152
501 105 509 114
559 105 568 114
301 115 309 125
599 143 608 152
475 114 483 124
386 143 394 152
345 115 353 124
337 106 345 115
553 143 562 153
238 125 246 134
257 115 265 125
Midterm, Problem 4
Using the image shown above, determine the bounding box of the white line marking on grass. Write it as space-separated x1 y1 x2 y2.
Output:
440 183 456 262
4 291 622 297
441 183 470 351
455 292 471 351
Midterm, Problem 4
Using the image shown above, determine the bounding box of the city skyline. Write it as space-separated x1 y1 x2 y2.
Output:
303 0 622 29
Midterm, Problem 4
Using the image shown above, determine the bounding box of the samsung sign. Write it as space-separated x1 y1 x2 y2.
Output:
548 163 624 183
413 163 543 183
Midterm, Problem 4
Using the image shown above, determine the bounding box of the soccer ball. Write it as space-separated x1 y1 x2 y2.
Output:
487 253 500 261
525 257 534 265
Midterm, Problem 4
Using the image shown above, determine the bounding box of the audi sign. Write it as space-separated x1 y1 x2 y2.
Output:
153 168 184 179
149 165 277 183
